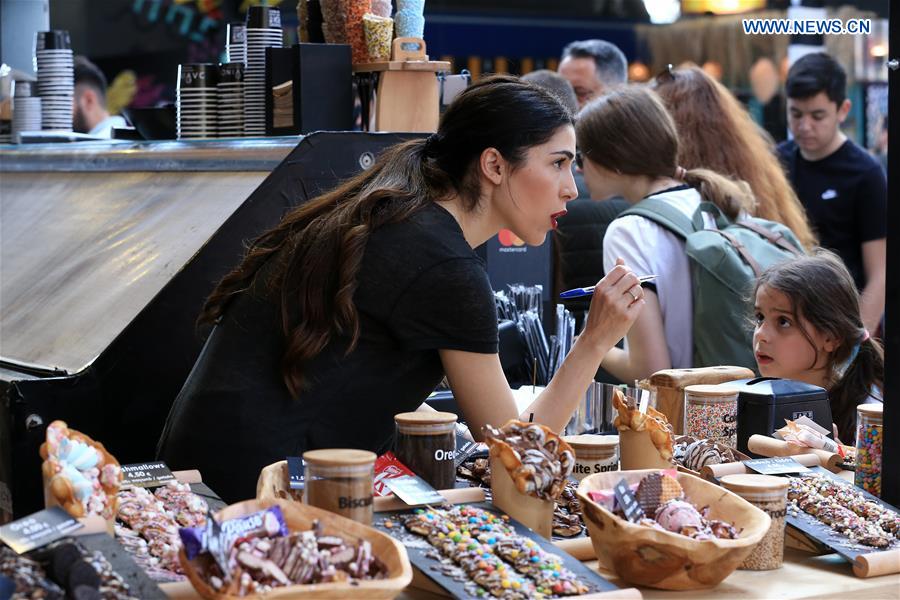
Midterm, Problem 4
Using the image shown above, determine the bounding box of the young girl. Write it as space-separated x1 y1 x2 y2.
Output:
575 86 756 382
753 251 884 443
157 76 644 502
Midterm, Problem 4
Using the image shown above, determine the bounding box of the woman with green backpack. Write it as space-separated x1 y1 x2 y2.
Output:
576 86 803 383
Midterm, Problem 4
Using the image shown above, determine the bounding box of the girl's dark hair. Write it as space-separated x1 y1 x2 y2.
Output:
755 250 884 442
199 75 574 398
575 85 755 221
785 52 847 106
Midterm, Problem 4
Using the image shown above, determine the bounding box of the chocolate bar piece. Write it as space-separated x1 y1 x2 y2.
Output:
402 505 590 597
180 505 288 560
788 474 898 548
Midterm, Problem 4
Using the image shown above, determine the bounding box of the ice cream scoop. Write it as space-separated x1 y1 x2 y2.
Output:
654 499 704 535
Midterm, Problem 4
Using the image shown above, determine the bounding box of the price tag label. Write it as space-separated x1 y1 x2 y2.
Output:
287 456 305 490
384 475 444 506
0 507 83 554
744 457 810 475
613 478 644 523
454 431 484 467
121 461 176 488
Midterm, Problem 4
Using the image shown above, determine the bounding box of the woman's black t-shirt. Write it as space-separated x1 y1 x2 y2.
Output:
157 202 498 502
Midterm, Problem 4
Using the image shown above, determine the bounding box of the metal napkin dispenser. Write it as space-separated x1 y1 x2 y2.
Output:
720 377 832 455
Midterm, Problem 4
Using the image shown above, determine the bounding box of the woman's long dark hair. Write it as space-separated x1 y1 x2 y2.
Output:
200 75 574 398
575 86 755 220
755 251 884 442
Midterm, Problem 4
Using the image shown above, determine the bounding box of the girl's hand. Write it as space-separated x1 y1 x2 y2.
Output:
582 258 645 348
832 423 845 446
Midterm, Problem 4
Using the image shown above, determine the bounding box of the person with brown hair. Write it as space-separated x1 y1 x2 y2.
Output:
753 250 883 443
156 76 645 502
653 64 817 250
576 86 756 383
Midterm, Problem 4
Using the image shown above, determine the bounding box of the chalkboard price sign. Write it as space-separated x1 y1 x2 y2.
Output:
121 461 176 488
0 507 83 554
744 457 810 475
384 475 444 506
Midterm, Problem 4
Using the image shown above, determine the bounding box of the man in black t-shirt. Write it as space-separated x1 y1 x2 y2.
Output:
777 53 886 334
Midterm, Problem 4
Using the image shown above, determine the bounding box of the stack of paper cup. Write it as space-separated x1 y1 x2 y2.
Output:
226 22 246 65
177 63 218 139
34 31 73 131
12 82 42 143
217 63 244 138
244 6 283 137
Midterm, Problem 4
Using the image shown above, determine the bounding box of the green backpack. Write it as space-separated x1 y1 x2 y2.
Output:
621 197 805 371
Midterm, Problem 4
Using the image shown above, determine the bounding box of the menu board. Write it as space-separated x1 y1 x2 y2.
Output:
373 501 619 599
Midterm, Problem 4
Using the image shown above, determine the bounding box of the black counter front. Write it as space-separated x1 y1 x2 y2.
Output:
0 132 421 519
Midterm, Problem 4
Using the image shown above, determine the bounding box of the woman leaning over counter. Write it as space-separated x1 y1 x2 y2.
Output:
157 76 645 502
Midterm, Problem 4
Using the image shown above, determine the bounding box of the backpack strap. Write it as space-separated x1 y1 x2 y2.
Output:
735 220 803 256
708 228 764 276
620 196 696 240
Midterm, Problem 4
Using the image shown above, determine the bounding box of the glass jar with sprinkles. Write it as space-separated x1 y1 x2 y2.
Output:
684 384 738 448
855 403 883 496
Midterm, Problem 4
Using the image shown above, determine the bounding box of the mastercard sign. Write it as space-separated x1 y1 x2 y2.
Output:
498 229 525 247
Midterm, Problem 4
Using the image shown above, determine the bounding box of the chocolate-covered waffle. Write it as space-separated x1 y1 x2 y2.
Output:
612 390 675 462
483 421 574 501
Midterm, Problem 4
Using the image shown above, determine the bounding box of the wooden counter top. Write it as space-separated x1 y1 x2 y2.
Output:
161 547 900 599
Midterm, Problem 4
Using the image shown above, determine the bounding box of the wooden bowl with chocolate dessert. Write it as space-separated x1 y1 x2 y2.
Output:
179 497 412 599
577 469 770 590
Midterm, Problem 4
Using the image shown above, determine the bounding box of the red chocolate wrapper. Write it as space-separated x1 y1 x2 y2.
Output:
373 451 415 497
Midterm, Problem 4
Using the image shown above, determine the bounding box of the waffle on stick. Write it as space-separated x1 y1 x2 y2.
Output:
613 388 675 462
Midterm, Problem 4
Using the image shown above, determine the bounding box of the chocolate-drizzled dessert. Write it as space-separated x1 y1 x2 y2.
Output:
402 505 590 598
673 436 738 472
0 540 139 599
483 421 574 501
185 515 387 596
457 459 585 538
787 473 899 549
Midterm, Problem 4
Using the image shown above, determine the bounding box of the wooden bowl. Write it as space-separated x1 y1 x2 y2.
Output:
256 460 303 503
576 469 770 590
179 498 412 599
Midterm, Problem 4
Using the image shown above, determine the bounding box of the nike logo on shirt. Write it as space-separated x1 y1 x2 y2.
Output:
821 189 838 200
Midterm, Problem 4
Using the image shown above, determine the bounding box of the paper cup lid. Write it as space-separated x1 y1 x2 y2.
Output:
394 411 457 426
562 434 619 451
302 449 376 466
720 473 788 494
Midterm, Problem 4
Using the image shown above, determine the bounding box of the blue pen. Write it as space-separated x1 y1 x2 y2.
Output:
559 275 658 299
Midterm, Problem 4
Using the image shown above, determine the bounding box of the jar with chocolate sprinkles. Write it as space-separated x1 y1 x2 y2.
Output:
394 411 458 490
